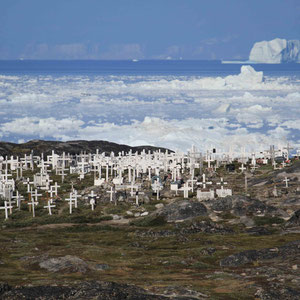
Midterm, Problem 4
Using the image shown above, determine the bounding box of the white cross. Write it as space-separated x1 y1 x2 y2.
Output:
44 200 56 215
88 190 96 199
239 163 246 173
90 198 95 211
135 191 145 206
148 167 152 181
106 187 115 202
23 177 32 193
31 189 42 202
197 174 212 189
102 164 108 181
152 180 162 200
28 196 38 217
127 166 132 182
0 201 12 220
88 190 99 210
71 190 80 208
180 182 191 198
283 177 290 188
251 165 258 172
12 191 24 211
273 160 278 170
127 182 139 197
205 151 214 169
187 177 197 193
216 177 228 190
65 194 74 214
51 182 60 196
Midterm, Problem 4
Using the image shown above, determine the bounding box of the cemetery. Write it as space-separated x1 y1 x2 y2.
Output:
0 140 300 299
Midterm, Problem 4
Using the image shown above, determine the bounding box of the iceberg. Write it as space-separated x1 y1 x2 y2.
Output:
225 65 264 87
249 38 300 63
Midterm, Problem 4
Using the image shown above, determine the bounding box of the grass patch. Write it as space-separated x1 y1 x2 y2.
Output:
130 215 167 227
253 216 285 226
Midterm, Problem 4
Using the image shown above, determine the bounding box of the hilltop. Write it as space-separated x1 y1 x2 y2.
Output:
0 139 172 157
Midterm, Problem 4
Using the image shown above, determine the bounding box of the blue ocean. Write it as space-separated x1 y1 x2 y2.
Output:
0 59 299 76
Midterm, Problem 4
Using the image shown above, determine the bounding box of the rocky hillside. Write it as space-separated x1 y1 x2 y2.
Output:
0 140 172 157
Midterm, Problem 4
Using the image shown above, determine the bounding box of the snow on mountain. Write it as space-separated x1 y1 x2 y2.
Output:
249 38 300 63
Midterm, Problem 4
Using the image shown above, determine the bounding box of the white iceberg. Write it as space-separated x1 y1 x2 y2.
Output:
249 38 300 63
225 65 264 87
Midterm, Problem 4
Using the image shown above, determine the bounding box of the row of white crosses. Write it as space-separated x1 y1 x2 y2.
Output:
1 143 299 219
0 176 60 219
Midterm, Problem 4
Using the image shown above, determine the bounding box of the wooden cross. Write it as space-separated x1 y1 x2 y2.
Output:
106 187 116 203
152 180 161 200
88 190 99 210
127 182 139 197
283 177 290 188
135 191 145 206
90 198 96 210
197 174 212 189
44 200 56 215
180 182 191 198
28 196 38 217
0 201 12 220
239 163 246 173
65 194 75 214
216 177 228 190
51 182 60 196
12 191 24 211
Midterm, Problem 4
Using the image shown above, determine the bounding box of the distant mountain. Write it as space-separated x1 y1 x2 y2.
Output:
0 140 172 157
249 38 300 63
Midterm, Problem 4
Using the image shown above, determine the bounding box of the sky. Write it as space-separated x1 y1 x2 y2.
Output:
0 0 299 60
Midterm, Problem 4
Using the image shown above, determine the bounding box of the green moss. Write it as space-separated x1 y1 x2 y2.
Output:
253 216 285 226
130 215 167 227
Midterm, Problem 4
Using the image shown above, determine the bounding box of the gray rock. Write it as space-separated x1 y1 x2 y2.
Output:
239 216 255 227
93 264 110 271
283 197 300 206
0 280 168 300
39 255 89 273
157 200 207 221
220 240 300 267
0 282 11 295
255 282 300 300
286 209 300 227
211 197 232 211
212 195 280 217
155 203 164 209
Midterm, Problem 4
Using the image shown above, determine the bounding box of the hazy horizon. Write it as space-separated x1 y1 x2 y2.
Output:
0 0 299 60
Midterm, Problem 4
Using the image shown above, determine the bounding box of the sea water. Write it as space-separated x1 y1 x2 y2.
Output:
0 60 300 152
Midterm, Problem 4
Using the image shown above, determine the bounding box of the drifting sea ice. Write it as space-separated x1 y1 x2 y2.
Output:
0 65 300 153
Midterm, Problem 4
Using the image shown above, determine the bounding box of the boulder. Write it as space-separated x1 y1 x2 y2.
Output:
211 197 232 211
157 200 207 221
39 255 89 273
0 282 11 295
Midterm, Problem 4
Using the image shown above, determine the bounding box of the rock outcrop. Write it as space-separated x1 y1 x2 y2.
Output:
156 200 207 221
0 281 168 300
220 240 300 267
